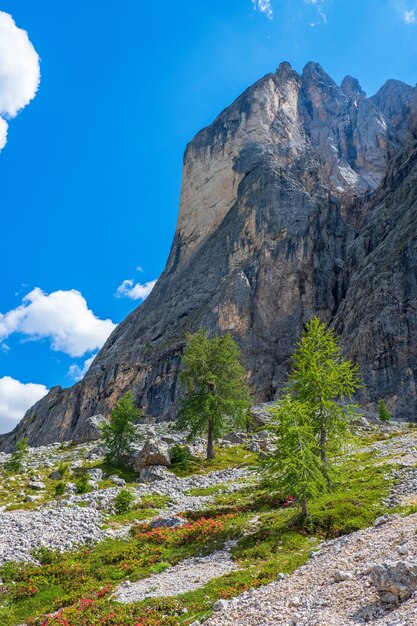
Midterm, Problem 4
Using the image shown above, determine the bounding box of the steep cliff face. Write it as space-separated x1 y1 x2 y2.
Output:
334 139 417 415
2 62 417 449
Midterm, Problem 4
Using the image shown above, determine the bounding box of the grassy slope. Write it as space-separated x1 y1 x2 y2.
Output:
0 431 402 626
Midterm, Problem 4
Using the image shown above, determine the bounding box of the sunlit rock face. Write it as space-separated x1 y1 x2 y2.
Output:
175 61 414 265
2 62 417 450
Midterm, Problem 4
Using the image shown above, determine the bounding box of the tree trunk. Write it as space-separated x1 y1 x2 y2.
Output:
207 419 215 459
301 494 308 518
320 425 332 488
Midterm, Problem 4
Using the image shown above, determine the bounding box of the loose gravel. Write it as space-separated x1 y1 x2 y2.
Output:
68 466 250 513
116 550 237 603
0 506 105 565
204 514 417 626
0 465 251 564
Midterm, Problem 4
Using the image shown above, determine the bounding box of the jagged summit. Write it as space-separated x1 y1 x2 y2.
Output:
2 62 417 450
340 75 365 99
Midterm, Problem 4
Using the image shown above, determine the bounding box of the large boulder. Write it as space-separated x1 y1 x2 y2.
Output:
250 404 273 428
370 560 417 604
131 439 171 472
139 465 171 482
150 515 187 528
72 414 107 443
222 432 246 445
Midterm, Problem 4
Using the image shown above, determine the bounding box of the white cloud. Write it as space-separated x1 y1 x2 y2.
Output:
251 0 273 20
68 353 97 382
403 9 416 23
0 288 116 358
116 279 157 301
0 376 48 434
0 117 8 150
0 11 40 151
304 0 328 25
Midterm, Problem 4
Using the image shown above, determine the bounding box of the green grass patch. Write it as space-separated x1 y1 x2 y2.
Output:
171 445 258 477
139 494 170 509
106 507 159 525
304 460 390 536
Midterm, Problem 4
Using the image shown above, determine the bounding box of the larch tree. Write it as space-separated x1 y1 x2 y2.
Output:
287 317 361 486
261 395 328 518
177 330 250 459
100 391 140 466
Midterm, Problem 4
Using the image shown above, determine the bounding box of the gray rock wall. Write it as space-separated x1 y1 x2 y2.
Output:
2 62 417 449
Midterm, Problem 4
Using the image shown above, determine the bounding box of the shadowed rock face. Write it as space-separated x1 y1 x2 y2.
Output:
2 62 417 449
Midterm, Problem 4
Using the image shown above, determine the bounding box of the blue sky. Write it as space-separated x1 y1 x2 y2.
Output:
0 0 416 432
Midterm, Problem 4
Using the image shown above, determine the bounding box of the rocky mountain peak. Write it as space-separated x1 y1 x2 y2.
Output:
371 78 415 146
275 60 296 80
2 61 417 450
341 75 365 101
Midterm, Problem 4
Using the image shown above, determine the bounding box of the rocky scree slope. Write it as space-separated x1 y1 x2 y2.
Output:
3 61 417 449
0 419 417 625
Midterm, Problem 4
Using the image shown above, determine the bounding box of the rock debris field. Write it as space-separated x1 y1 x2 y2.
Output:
0 466 249 566
0 507 105 565
204 514 417 626
116 550 237 603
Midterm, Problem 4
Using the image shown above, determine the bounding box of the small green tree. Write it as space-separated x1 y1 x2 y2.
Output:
75 473 91 494
101 392 140 466
114 489 136 515
170 444 193 471
261 395 327 518
55 481 66 497
5 437 29 473
177 330 250 459
287 317 361 485
378 399 392 421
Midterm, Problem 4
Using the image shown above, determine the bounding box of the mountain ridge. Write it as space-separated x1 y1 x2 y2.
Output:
2 61 417 450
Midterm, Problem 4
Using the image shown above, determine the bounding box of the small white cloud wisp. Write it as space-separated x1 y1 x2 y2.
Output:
251 0 274 20
116 279 157 301
0 376 48 434
0 11 40 152
68 353 97 382
305 0 328 26
0 288 116 358
403 9 417 23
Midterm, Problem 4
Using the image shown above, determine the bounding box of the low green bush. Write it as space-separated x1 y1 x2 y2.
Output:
54 481 66 497
170 444 193 470
114 489 135 515
58 462 69 477
75 474 91 494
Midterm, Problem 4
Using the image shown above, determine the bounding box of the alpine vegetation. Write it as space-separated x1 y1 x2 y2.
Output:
260 318 361 517
177 331 250 459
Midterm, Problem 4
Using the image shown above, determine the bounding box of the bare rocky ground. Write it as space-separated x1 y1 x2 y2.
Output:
0 464 249 565
0 506 106 564
0 421 253 565
116 549 238 603
204 513 417 626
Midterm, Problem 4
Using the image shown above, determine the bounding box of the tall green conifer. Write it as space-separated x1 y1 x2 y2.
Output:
262 396 327 517
178 330 250 459
288 317 360 485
